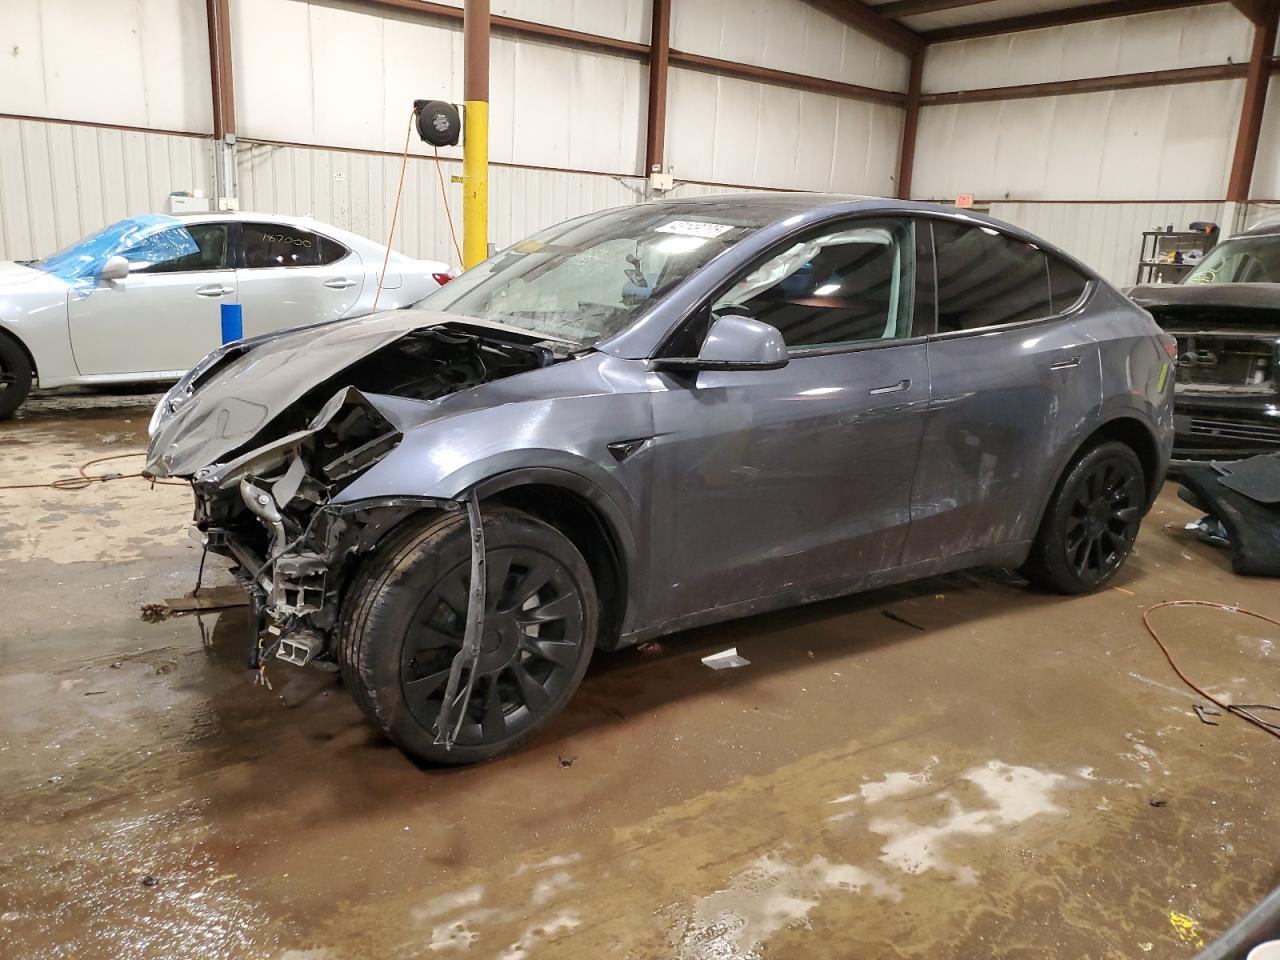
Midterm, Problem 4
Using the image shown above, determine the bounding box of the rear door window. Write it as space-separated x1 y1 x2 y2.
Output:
932 220 1052 333
238 223 348 268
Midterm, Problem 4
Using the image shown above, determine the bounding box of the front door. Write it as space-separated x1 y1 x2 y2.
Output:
233 222 363 337
68 222 235 376
647 218 930 625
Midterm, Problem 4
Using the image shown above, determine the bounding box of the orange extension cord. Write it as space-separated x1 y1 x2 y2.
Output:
1143 600 1280 741
0 451 188 492
372 105 463 314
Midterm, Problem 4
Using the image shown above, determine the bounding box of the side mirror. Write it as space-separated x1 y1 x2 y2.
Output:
99 255 130 283
649 314 789 373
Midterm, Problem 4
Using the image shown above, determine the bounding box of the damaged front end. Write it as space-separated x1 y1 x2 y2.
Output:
150 317 562 678
190 386 442 669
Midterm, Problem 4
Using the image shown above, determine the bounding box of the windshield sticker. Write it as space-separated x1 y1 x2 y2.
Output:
655 220 735 239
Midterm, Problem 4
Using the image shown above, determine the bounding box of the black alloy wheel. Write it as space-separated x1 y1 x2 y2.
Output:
1021 440 1146 594
338 507 597 764
401 545 589 748
1063 456 1143 582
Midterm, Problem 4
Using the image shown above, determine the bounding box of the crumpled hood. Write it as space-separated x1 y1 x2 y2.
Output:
147 310 455 476
1127 282 1280 313
146 309 562 477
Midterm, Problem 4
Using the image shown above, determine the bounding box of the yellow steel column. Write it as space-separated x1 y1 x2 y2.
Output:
463 0 489 268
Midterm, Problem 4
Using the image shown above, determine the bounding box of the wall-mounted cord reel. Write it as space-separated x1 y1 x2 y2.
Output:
414 99 461 147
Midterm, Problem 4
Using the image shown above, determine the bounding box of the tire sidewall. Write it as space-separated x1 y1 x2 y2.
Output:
0 335 33 419
1035 441 1145 594
344 508 598 765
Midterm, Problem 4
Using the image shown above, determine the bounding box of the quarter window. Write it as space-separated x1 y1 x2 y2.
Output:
714 219 915 350
239 223 348 268
124 223 228 274
933 221 1052 333
1048 256 1091 313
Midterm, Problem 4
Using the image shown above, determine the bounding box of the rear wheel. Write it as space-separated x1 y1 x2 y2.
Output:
1021 441 1145 594
0 335 32 419
337 507 597 765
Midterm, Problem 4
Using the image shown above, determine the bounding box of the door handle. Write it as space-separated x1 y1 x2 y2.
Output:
323 278 358 289
1049 356 1082 370
869 379 911 396
195 284 233 298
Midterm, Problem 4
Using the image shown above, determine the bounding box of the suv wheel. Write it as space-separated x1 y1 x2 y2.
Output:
1021 440 1145 594
337 507 597 765
0 335 33 419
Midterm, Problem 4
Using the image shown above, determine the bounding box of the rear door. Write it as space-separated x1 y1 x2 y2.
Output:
901 218 1101 564
647 218 931 623
233 222 363 337
68 221 235 376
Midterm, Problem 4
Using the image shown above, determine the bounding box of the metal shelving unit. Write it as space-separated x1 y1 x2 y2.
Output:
1135 229 1218 285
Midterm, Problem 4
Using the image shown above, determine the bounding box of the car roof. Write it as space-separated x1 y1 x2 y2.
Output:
170 210 331 228
1242 218 1280 238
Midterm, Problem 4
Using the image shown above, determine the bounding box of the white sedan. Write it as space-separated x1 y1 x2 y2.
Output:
0 212 454 417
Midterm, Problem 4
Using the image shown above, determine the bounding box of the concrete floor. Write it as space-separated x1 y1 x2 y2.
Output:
1 393 1277 960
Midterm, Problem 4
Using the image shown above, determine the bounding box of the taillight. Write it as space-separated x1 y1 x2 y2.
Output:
1162 335 1178 358
432 272 454 285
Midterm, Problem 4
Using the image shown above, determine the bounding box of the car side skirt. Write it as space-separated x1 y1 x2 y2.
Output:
618 540 1033 648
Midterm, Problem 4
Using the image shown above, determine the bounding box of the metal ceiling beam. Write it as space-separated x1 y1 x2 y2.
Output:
1227 3 1280 200
353 0 648 57
1231 0 1277 24
205 0 235 138
876 0 995 18
921 62 1247 104
920 0 1223 43
896 50 925 199
802 0 924 52
645 0 671 174
669 50 907 106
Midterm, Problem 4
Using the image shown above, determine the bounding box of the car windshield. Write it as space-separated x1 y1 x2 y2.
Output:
421 202 779 346
1184 235 1280 284
34 215 198 288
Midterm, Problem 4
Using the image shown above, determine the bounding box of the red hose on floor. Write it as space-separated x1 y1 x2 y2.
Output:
1143 599 1280 741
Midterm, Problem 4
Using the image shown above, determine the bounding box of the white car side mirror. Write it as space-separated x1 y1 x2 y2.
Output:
100 255 130 282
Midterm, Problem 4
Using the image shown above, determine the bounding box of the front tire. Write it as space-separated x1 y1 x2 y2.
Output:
1021 441 1145 594
0 335 33 419
337 507 597 765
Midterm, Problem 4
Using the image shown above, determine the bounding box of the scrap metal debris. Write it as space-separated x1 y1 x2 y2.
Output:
701 647 751 670
1193 703 1222 726
433 490 486 751
140 585 251 623
882 610 926 631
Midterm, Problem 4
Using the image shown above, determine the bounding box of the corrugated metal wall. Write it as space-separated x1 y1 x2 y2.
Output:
665 69 904 193
670 0 911 91
913 81 1246 203
922 6 1251 91
231 0 647 176
919 6 1264 287
235 140 743 266
0 0 213 133
0 118 214 261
